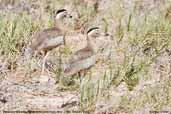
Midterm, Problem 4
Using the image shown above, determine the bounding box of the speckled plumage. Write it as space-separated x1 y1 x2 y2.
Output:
64 46 95 76
27 9 72 75
30 27 65 53
64 27 101 77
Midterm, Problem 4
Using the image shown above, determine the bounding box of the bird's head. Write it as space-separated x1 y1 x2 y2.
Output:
55 9 72 20
87 27 109 38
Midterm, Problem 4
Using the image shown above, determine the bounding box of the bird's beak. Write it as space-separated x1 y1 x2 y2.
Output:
67 13 73 18
69 15 73 18
104 33 110 36
101 33 110 36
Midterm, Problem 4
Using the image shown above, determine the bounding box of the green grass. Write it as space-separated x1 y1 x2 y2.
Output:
0 0 171 113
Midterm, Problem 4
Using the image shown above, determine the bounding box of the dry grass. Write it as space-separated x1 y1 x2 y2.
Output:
0 0 171 114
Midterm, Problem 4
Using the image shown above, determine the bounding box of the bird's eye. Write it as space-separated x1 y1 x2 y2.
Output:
63 15 67 17
96 32 99 35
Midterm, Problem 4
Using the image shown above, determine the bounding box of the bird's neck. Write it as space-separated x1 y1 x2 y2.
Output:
87 36 95 52
54 19 67 34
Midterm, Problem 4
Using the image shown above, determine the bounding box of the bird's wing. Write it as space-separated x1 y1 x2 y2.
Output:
30 27 63 50
64 47 95 75
42 27 63 39
69 47 94 64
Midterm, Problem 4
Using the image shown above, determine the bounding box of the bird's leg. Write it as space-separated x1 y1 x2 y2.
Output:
78 70 85 84
78 72 82 84
41 51 50 75
58 47 62 77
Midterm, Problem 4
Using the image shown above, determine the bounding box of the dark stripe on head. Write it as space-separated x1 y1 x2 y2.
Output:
87 27 99 34
56 9 67 15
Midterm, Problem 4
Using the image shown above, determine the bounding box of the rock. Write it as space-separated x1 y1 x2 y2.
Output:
32 75 56 85
26 93 79 110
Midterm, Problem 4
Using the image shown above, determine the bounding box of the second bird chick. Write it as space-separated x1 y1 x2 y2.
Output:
64 27 108 82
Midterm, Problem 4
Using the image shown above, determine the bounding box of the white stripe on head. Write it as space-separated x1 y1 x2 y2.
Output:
87 27 100 37
55 9 67 19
